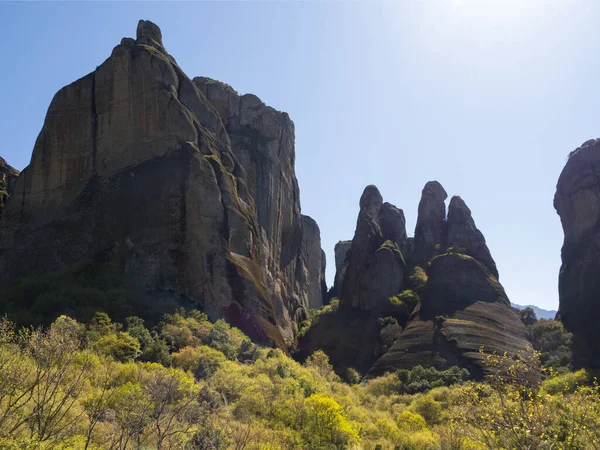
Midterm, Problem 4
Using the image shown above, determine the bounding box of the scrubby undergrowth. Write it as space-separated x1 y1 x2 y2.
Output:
0 310 598 450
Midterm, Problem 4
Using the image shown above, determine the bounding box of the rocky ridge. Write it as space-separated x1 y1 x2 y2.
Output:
0 20 325 347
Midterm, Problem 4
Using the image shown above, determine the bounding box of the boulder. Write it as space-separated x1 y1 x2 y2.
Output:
554 138 600 368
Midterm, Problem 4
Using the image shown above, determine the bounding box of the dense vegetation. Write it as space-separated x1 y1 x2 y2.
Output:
0 261 184 327
518 307 573 372
0 309 598 449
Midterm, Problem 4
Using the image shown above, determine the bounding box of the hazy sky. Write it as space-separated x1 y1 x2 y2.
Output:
2 1 598 311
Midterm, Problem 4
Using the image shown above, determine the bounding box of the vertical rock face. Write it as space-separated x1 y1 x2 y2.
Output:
193 75 326 317
340 185 407 311
0 20 324 347
331 240 352 298
378 202 408 254
0 157 19 220
413 181 448 266
300 215 327 310
554 139 600 368
446 196 498 278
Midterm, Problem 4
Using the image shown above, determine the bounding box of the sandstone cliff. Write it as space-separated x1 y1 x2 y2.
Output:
340 186 407 312
0 20 325 347
330 240 351 299
554 138 600 369
323 181 529 376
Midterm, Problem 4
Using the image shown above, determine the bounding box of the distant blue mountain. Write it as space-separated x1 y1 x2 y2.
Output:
512 304 557 320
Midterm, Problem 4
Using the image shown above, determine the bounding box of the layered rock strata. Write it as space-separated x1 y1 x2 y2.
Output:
370 253 529 376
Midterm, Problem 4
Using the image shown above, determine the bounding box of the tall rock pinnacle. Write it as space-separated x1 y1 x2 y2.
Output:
446 196 498 279
413 181 448 266
340 185 407 311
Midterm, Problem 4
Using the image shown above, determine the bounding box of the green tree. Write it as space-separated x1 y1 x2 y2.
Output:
302 394 359 449
94 332 141 362
125 316 153 349
519 307 538 326
305 350 337 381
193 346 226 379
140 333 172 366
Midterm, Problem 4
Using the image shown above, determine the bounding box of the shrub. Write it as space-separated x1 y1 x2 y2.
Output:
445 245 467 255
410 395 443 424
139 332 172 366
366 372 403 397
389 289 419 317
237 340 260 363
94 332 141 362
519 307 537 326
409 266 428 294
208 319 241 360
124 316 153 349
305 350 338 381
172 346 202 372
193 345 226 379
302 394 360 448
542 369 589 395
344 368 361 385
527 319 572 370
396 410 427 431
396 365 470 394
377 316 398 327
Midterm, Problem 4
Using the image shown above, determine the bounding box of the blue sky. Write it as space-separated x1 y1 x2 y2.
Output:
2 1 599 311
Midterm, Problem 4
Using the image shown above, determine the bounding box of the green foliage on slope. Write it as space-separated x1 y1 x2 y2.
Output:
0 311 597 449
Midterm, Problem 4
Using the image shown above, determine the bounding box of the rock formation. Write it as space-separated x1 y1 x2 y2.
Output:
554 138 600 369
331 240 351 298
300 215 327 310
340 186 407 312
370 253 529 377
0 157 18 220
0 20 325 347
412 181 447 266
446 196 498 278
327 180 527 376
